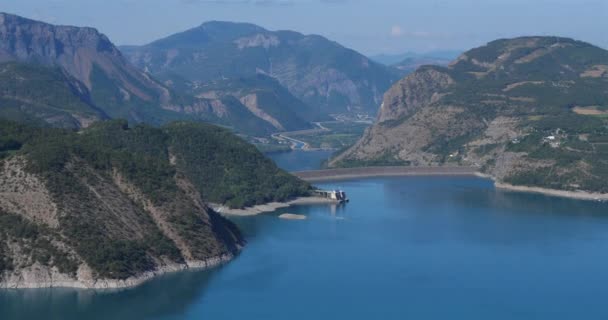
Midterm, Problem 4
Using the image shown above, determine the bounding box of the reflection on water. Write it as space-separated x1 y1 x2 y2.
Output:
0 268 219 320
3 176 608 320
329 203 347 217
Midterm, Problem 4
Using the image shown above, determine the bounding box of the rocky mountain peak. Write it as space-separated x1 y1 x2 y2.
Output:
0 12 192 126
199 21 266 34
377 66 453 123
0 12 119 65
332 36 608 195
122 21 398 116
447 36 594 79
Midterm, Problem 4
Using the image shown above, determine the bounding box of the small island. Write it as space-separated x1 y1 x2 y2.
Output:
278 213 307 220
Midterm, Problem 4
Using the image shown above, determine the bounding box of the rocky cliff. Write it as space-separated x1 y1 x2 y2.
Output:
332 37 608 194
0 12 177 123
0 119 310 288
121 21 398 117
196 74 312 132
0 13 309 136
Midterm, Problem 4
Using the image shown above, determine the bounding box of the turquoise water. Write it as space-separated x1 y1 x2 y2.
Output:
3 152 608 319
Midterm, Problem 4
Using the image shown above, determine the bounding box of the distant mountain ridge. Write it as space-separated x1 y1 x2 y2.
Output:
391 56 453 76
0 13 313 135
370 50 461 66
121 21 398 117
196 74 313 131
0 12 180 123
332 36 608 194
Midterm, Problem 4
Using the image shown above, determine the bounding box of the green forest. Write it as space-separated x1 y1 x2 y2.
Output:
0 119 310 279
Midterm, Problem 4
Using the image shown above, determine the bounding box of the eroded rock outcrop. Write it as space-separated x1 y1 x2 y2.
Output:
332 37 608 194
0 120 311 288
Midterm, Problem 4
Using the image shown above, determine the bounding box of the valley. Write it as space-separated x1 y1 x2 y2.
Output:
269 118 369 151
1 4 608 320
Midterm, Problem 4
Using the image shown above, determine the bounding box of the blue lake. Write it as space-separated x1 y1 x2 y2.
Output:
2 152 608 319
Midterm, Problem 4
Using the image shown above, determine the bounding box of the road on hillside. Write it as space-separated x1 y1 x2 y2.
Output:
271 122 333 150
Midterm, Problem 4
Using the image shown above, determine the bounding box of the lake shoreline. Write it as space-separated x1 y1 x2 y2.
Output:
293 166 479 182
292 166 608 202
0 254 234 290
211 197 340 217
495 182 608 201
3 170 605 292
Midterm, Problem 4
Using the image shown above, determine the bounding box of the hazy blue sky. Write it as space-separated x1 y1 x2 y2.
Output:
3 0 607 55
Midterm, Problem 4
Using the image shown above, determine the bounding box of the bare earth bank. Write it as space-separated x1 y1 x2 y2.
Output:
279 213 307 220
211 197 339 216
5 167 605 290
0 254 234 290
293 166 608 201
495 182 608 201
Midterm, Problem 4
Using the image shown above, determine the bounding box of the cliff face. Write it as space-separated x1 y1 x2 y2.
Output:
0 13 308 136
377 68 453 123
0 120 309 288
0 156 238 289
0 12 174 119
196 74 313 132
332 37 608 194
121 21 398 117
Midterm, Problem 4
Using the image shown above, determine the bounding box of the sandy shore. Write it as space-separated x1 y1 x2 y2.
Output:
293 166 608 202
293 166 479 182
211 197 339 216
279 213 307 220
495 182 608 201
0 254 234 290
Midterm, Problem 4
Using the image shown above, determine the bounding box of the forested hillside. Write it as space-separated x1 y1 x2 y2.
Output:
0 119 310 287
333 37 608 193
122 21 398 117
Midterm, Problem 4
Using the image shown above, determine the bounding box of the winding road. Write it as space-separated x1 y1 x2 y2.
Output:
271 122 332 150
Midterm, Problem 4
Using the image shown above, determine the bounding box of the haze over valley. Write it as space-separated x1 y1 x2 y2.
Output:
1 1 608 319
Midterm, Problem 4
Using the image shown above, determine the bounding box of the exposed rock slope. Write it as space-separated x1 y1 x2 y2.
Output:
0 13 306 136
196 74 312 131
0 119 310 288
0 62 107 128
0 12 178 123
332 37 608 194
121 21 398 117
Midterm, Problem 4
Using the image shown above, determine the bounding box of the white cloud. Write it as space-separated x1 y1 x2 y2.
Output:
390 25 403 37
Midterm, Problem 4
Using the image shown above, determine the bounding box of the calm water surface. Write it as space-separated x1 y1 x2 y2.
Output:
3 152 608 319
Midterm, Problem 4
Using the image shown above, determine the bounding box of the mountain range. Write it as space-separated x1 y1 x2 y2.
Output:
121 21 398 118
0 13 409 135
370 50 461 66
332 36 608 194
0 14 329 288
369 51 460 77
2 10 608 289
0 12 190 126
